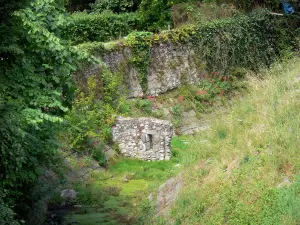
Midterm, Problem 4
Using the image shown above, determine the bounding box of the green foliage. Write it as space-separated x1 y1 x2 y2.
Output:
91 0 142 13
194 73 232 102
0 0 88 222
218 0 278 12
171 104 183 128
61 67 122 164
65 0 94 12
134 99 153 114
80 10 299 78
0 191 19 225
137 0 192 31
190 10 297 73
174 2 239 26
220 0 300 12
64 11 140 44
127 32 152 92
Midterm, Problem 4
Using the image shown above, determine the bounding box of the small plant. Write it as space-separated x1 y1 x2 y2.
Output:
105 186 122 196
127 32 153 92
135 99 153 114
91 143 106 166
61 68 121 163
171 104 183 128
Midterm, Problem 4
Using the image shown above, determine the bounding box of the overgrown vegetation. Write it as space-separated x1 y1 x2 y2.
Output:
54 55 300 225
2 0 300 224
173 2 239 27
91 0 142 13
66 9 299 170
64 11 140 44
0 0 88 223
59 67 122 165
52 136 195 224
65 0 300 44
78 10 299 90
148 55 300 225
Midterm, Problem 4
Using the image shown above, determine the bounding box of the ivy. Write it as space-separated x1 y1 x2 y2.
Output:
127 32 153 93
79 9 299 78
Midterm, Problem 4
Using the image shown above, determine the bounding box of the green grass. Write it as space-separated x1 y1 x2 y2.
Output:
64 213 119 225
62 136 196 224
151 56 300 224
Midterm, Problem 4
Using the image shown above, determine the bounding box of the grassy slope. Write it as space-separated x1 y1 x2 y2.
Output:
154 56 300 225
61 56 299 225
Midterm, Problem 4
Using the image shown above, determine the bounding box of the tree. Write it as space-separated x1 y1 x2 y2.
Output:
138 0 192 31
0 0 87 223
91 0 142 13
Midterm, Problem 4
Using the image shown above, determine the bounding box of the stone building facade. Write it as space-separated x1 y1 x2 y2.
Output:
112 117 173 161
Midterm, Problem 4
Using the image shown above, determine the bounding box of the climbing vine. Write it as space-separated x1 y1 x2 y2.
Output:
79 9 298 80
127 32 153 93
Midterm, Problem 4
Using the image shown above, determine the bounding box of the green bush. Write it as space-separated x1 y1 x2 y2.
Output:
137 0 193 31
173 2 240 26
64 11 140 44
91 0 142 13
0 192 19 225
218 0 279 12
189 10 297 72
60 66 122 165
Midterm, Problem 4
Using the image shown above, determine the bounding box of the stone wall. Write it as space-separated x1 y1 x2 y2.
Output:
79 42 206 98
146 43 204 96
103 48 144 98
112 117 173 161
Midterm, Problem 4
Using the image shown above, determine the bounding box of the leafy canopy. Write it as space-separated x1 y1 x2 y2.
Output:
0 0 89 223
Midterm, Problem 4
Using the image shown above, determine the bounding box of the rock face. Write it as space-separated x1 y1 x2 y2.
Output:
112 117 173 161
78 43 205 98
156 173 183 216
103 48 144 98
147 44 204 96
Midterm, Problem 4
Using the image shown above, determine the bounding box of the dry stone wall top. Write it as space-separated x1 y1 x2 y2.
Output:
112 117 173 161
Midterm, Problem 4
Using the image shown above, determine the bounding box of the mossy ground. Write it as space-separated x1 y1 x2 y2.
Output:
61 136 191 224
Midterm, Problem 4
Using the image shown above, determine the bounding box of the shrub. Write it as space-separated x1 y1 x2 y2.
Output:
64 11 140 44
0 0 89 222
0 192 19 225
91 0 142 13
60 65 122 165
137 0 193 31
173 2 240 27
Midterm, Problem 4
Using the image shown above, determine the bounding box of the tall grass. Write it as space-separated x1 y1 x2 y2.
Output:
153 56 300 224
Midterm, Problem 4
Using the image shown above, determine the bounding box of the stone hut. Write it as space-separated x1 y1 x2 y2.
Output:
112 117 173 161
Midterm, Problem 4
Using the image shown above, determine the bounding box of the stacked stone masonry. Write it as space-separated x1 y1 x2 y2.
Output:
112 117 173 161
80 42 206 98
